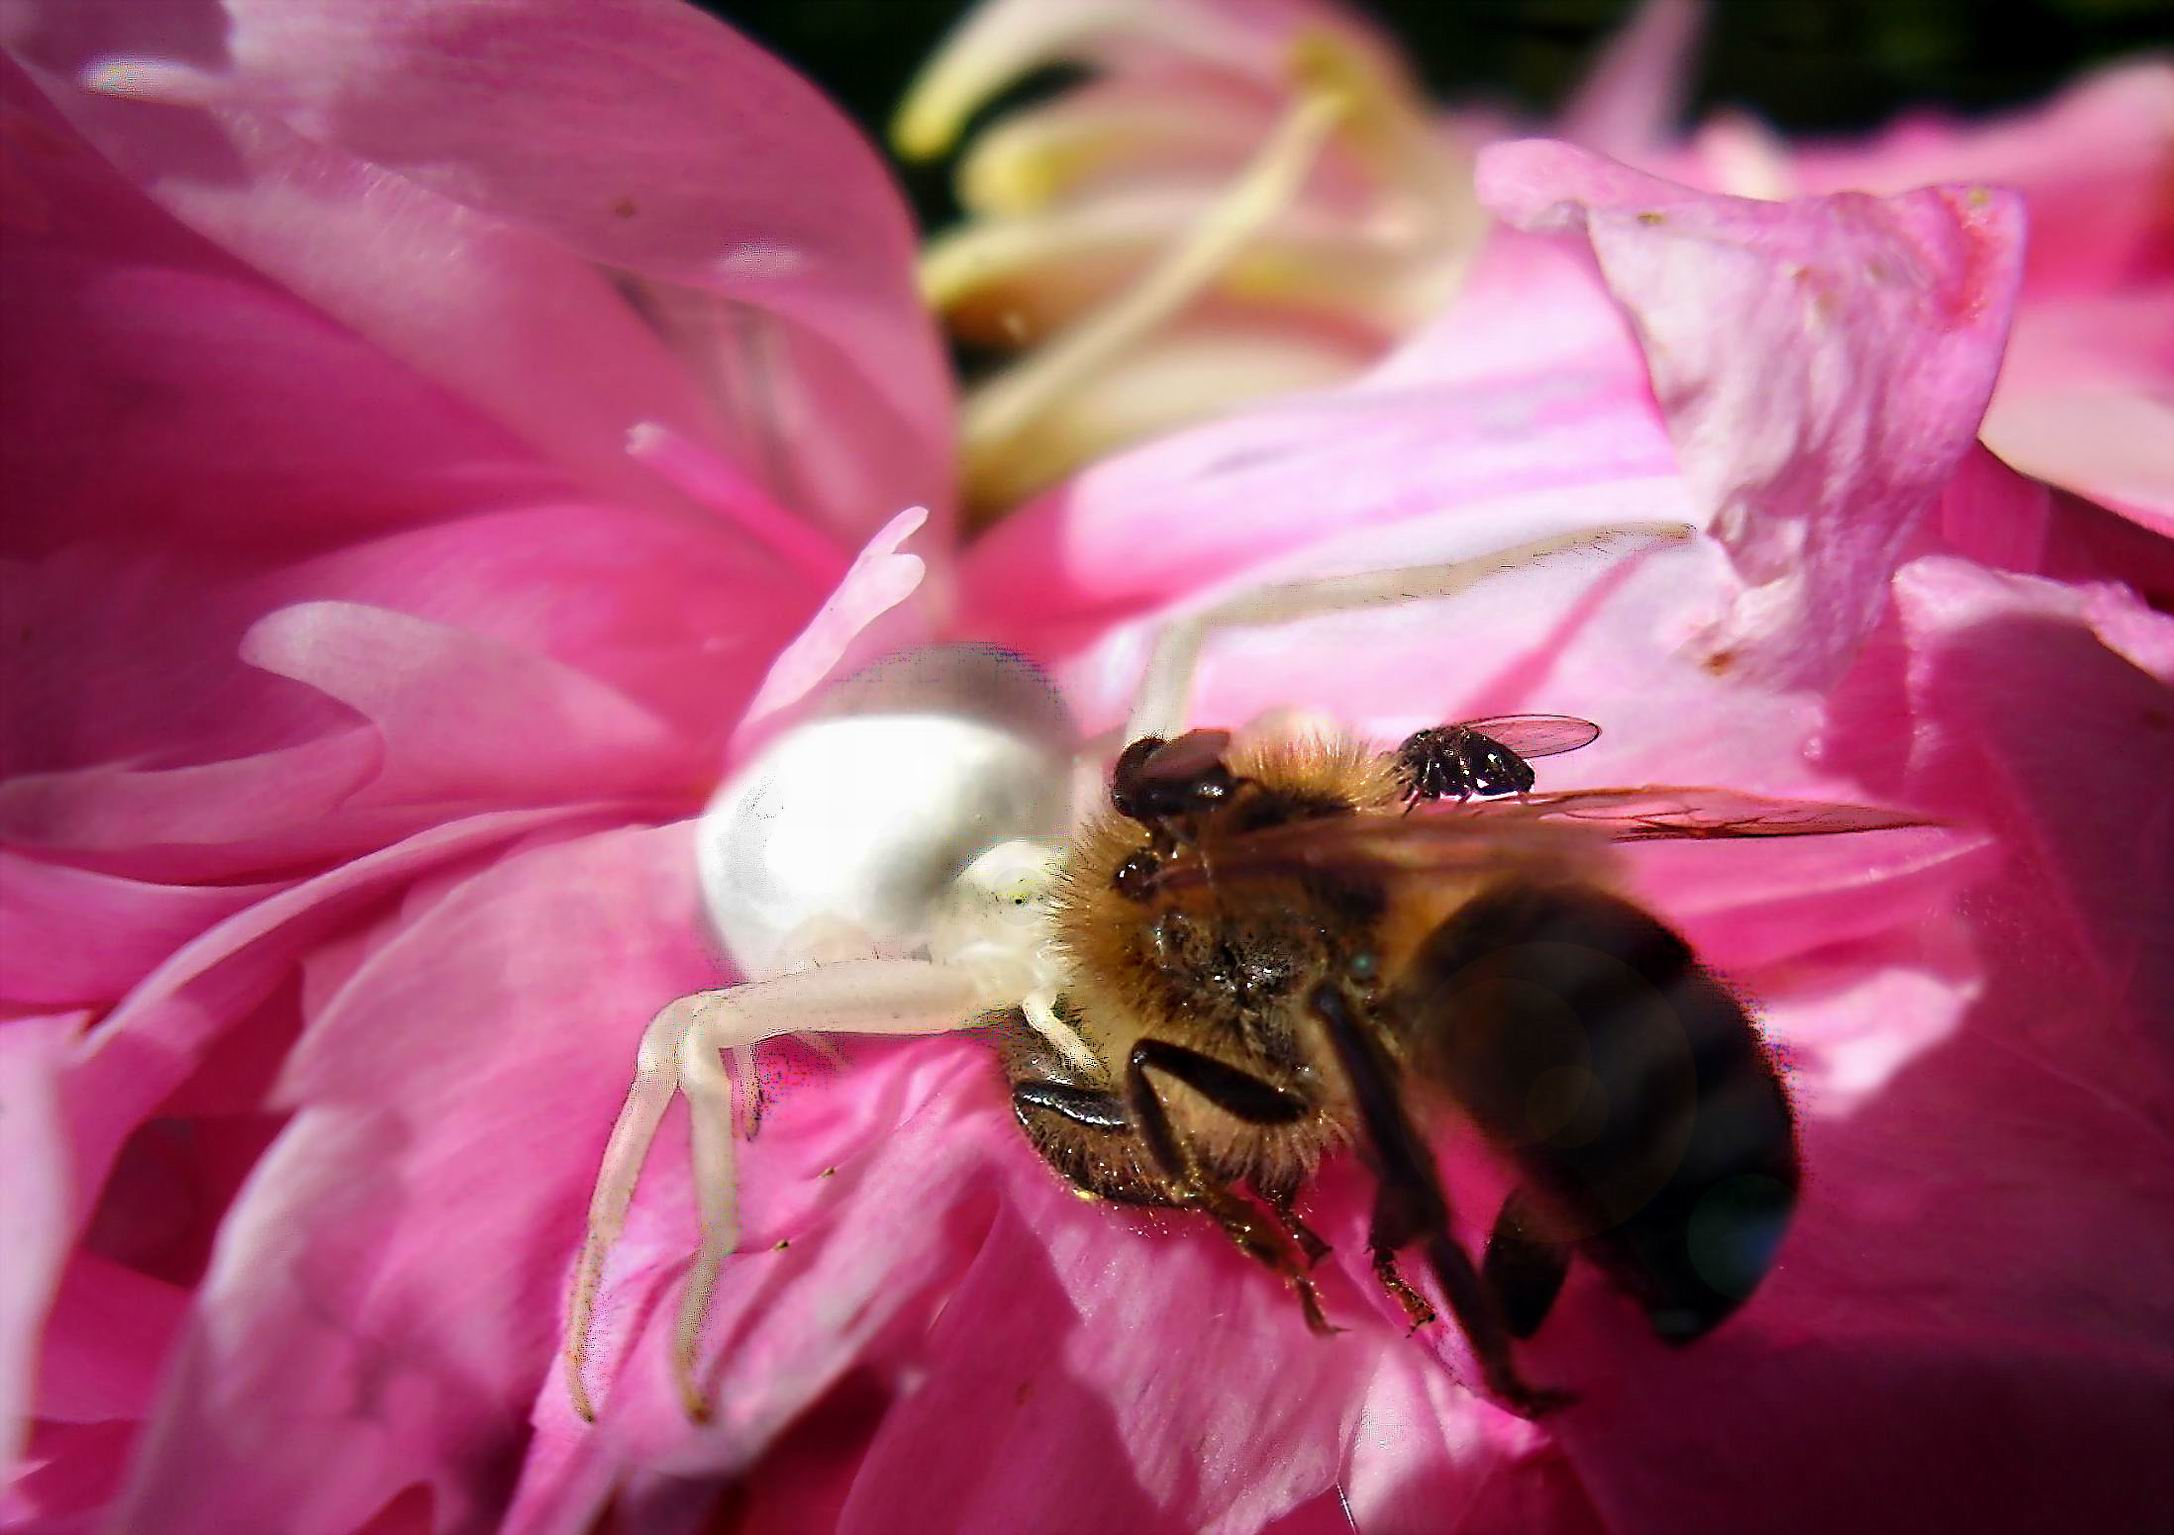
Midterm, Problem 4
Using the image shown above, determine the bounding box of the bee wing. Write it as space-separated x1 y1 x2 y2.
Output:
1463 785 1932 840
1147 787 1928 896
1148 811 1593 894
1453 714 1601 759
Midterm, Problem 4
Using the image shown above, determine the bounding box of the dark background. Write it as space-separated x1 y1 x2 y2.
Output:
714 0 2169 232
717 0 2174 230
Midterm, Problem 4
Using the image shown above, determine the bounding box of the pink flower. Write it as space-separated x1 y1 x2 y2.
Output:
2 1 950 1528
6 8 2173 1535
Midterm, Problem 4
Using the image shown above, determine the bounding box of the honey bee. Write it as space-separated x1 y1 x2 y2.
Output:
1007 716 1915 1414
562 523 1924 1422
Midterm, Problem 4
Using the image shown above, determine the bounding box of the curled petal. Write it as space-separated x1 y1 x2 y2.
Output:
1480 139 2026 683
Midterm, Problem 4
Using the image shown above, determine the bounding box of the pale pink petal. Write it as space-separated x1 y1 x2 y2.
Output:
736 506 935 735
237 600 688 804
1333 1348 1602 1534
1557 0 1703 159
1480 139 2026 683
1681 62 2174 538
0 1014 77 1468
1979 290 2174 537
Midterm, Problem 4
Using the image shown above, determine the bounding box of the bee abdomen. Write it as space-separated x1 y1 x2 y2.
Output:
1397 881 1799 1343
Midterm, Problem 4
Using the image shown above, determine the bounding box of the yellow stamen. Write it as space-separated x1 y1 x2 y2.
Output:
960 88 1349 505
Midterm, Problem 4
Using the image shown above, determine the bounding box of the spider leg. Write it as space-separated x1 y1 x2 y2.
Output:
674 1014 741 1421
1121 522 1692 744
564 957 1000 1422
565 992 701 1422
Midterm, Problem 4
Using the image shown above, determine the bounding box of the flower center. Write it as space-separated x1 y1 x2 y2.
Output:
897 18 1483 522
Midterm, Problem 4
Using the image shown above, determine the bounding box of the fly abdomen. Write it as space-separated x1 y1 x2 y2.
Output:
1396 881 1799 1344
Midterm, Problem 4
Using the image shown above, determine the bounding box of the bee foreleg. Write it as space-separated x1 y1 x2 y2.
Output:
1123 1041 1335 1332
1311 983 1571 1417
1260 1180 1331 1265
1482 1186 1572 1341
1367 1239 1437 1332
1012 1079 1129 1131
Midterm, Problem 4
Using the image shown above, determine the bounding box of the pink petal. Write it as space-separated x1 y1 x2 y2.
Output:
21 0 954 537
32 1252 190 1424
62 806 607 1217
961 348 1683 638
832 1183 1379 1535
736 506 935 736
0 1014 77 1468
1557 0 1703 159
1499 559 2174 1534
1680 63 2174 539
105 824 719 1535
19 58 721 515
1786 61 2174 299
2 497 816 881
1978 289 2174 537
0 855 277 1008
237 600 688 804
1480 139 2026 683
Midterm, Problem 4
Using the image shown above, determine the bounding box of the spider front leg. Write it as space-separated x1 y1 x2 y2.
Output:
1120 521 1693 744
564 957 1001 1422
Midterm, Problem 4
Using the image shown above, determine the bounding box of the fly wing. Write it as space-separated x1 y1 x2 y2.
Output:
1454 715 1602 760
1472 785 1933 840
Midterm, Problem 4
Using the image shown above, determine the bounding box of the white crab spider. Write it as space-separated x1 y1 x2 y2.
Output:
563 521 1692 1421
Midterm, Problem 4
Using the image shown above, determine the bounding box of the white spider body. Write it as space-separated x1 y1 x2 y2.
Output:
697 665 1072 982
562 524 1690 1422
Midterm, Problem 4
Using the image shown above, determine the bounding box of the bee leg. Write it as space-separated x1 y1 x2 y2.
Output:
1012 1079 1129 1131
1483 1186 1572 1340
1122 523 1692 742
1123 1041 1333 1332
1311 983 1572 1417
1261 1181 1331 1265
1367 1235 1437 1332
